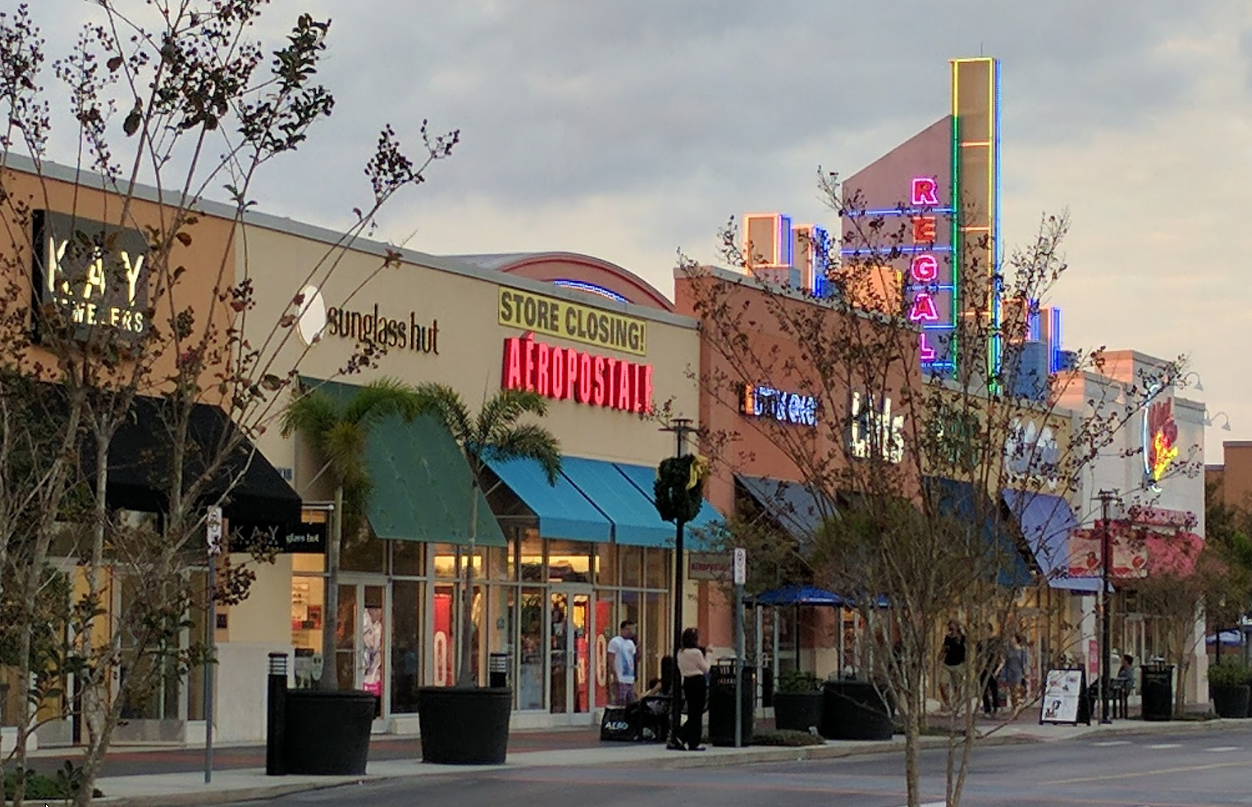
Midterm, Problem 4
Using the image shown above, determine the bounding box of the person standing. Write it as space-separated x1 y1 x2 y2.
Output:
978 624 1003 716
673 627 711 751
1002 633 1029 710
939 621 966 713
607 620 637 705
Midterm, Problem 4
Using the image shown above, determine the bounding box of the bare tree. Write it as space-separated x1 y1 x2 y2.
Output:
0 2 456 803
678 173 1182 807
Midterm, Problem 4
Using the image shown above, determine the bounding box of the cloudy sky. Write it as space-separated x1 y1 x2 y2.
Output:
30 1 1252 462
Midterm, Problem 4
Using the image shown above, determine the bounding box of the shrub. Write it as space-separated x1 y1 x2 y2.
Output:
3 762 104 802
1208 659 1249 688
751 729 826 747
777 669 820 693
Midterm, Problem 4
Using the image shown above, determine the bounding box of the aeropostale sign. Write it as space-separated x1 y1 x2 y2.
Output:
497 287 647 356
502 333 654 413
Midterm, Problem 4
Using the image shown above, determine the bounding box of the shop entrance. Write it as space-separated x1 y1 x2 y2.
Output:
548 585 594 722
336 578 387 721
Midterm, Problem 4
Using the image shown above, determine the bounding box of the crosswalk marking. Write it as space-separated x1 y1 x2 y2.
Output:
1091 740 1132 746
1206 746 1240 752
1146 743 1182 749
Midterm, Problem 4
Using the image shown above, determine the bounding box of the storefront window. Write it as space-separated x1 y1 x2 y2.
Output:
470 584 485 684
390 581 422 713
341 534 385 573
291 575 324 688
391 541 423 577
520 531 544 582
433 544 483 580
488 586 518 697
595 544 616 587
620 546 643 587
335 584 357 691
643 591 669 684
486 546 511 581
593 592 615 708
518 588 545 709
432 584 455 686
547 540 591 583
644 549 669 589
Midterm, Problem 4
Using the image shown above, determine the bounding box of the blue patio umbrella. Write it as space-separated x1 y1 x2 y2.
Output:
753 584 844 607
1206 629 1244 647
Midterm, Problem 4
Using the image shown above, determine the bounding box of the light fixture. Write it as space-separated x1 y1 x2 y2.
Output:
1179 371 1203 392
1206 411 1232 432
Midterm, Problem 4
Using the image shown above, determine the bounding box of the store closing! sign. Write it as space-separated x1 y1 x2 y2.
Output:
502 333 654 413
498 287 647 356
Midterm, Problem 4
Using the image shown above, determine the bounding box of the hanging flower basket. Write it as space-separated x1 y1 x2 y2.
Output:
654 454 708 523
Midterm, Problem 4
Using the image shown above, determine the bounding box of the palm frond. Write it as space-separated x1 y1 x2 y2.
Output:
413 382 474 446
487 423 562 485
478 388 548 447
323 420 370 489
342 378 424 427
279 389 340 455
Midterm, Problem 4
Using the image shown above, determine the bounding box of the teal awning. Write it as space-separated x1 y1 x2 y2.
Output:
300 378 505 547
612 461 724 550
557 457 675 547
486 457 612 542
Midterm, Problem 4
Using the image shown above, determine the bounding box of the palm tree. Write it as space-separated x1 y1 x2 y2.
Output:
413 384 561 687
280 378 424 691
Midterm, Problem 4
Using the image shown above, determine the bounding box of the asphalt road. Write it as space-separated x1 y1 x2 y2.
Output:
219 725 1252 807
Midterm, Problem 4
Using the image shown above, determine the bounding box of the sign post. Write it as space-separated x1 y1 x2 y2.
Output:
733 548 746 748
204 506 222 784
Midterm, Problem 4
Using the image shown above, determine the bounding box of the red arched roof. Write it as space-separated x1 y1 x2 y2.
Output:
449 252 675 313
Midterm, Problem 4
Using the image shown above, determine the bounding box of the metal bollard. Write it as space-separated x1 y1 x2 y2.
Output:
266 652 288 776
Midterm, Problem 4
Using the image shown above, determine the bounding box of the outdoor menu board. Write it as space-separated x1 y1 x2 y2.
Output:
1040 668 1089 725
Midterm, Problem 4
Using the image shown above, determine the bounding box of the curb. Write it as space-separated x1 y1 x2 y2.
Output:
93 719 1244 806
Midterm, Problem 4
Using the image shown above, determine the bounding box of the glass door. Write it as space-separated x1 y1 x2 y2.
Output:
337 580 388 720
548 586 594 722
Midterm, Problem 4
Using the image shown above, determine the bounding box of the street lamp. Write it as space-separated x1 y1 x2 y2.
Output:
1096 489 1121 724
1205 412 1232 432
1179 371 1203 392
660 417 696 749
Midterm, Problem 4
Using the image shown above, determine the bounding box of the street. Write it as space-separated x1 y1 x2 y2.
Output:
218 725 1252 807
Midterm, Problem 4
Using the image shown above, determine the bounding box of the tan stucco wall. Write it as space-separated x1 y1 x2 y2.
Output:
239 224 701 485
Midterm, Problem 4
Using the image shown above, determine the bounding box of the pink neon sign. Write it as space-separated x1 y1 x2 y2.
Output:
911 177 940 206
909 254 938 283
908 293 939 323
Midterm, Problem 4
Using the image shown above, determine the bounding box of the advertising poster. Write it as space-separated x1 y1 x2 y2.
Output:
1040 669 1086 725
594 599 611 708
362 607 383 696
434 592 453 687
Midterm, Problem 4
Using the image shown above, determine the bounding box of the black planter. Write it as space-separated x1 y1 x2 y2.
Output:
772 691 825 734
282 689 375 775
1210 684 1251 719
417 686 512 764
821 681 894 741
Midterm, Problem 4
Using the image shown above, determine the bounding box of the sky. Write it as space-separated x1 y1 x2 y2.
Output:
26 0 1252 462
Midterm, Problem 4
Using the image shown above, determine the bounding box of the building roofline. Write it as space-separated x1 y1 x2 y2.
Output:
2 152 697 330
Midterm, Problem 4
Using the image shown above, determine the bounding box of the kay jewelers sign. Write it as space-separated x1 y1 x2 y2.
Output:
32 210 150 340
498 286 647 356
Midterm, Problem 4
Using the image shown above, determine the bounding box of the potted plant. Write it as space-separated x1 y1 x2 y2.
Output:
280 379 426 774
1208 659 1250 719
413 385 561 764
772 670 824 734
821 673 895 741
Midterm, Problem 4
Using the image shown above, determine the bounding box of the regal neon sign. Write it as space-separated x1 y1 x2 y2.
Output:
502 333 654 413
740 383 817 427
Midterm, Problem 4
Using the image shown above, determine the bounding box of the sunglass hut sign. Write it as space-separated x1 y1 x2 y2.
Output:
33 211 149 338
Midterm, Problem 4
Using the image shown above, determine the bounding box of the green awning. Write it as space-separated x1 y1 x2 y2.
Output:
300 378 505 547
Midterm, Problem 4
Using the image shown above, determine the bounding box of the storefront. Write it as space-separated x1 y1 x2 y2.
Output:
231 234 713 733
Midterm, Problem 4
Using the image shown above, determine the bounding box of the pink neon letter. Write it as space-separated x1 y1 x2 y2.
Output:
909 293 939 323
910 254 938 283
911 177 939 206
919 333 937 361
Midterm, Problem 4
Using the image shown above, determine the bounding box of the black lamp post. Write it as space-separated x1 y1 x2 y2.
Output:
1097 488 1119 725
661 417 696 749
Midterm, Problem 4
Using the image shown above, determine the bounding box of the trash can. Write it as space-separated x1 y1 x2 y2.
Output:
488 652 510 689
707 662 755 746
1141 664 1174 721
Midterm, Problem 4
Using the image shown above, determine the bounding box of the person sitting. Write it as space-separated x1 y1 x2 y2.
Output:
1115 654 1134 692
626 656 673 742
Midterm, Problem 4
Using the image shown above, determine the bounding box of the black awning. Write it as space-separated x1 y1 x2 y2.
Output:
103 396 301 529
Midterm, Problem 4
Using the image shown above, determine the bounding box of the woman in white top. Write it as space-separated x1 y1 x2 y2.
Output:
673 627 711 751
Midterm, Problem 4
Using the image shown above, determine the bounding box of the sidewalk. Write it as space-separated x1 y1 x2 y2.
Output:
69 714 1252 806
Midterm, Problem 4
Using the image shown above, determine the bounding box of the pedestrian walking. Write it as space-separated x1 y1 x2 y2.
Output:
1002 633 1029 710
939 621 966 712
978 624 1003 716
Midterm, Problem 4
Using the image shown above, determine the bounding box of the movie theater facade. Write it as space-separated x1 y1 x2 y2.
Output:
229 225 715 735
